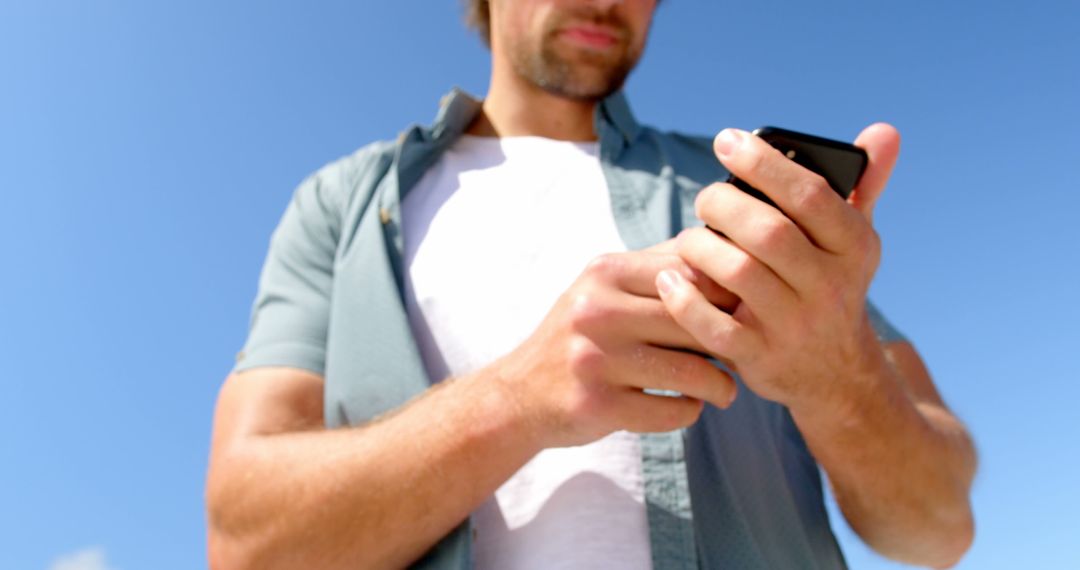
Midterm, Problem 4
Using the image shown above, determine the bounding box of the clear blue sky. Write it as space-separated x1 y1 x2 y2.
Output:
2 1 1077 568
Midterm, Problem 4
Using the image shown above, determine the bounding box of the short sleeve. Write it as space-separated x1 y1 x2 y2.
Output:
233 171 345 375
866 299 907 344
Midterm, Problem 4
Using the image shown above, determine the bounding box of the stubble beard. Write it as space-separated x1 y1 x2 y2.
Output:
509 10 644 102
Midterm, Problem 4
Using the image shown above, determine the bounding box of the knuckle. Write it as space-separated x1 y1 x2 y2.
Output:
866 230 882 271
566 336 606 381
563 382 602 417
682 358 716 393
705 322 733 355
694 184 724 218
669 398 705 429
677 227 711 257
562 384 611 430
843 225 881 277
868 226 882 252
755 214 795 249
858 226 882 259
792 176 832 215
566 290 611 333
583 253 623 282
727 251 757 284
659 271 699 317
741 143 766 172
674 228 693 253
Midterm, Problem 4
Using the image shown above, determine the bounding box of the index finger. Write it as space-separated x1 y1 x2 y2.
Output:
714 128 865 254
584 251 738 310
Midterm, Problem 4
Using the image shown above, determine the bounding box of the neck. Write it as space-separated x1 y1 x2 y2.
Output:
468 55 600 141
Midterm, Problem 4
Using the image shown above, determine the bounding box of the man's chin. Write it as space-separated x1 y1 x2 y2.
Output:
512 38 638 102
536 76 627 102
535 57 635 101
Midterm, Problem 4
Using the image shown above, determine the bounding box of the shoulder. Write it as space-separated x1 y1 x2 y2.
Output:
295 139 398 208
271 138 399 247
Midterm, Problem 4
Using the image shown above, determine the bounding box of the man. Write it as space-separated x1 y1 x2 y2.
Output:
206 0 977 568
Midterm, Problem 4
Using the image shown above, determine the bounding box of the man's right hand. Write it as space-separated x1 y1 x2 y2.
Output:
493 248 740 449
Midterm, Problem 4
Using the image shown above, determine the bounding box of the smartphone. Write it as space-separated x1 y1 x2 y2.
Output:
726 126 868 208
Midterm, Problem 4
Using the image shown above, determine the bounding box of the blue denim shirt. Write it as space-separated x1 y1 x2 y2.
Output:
236 88 905 569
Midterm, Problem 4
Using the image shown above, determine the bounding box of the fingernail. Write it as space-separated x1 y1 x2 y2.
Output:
657 269 681 296
714 129 743 158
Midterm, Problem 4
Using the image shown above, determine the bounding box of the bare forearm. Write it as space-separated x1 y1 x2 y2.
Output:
790 350 976 568
206 246 742 569
206 372 540 570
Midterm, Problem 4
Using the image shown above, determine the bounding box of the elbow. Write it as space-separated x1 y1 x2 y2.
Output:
205 469 262 570
883 429 979 568
928 443 978 568
207 528 250 570
871 500 975 569
927 506 975 569
205 506 242 570
206 504 271 570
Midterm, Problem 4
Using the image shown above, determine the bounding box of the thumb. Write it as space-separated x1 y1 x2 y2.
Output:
850 122 901 223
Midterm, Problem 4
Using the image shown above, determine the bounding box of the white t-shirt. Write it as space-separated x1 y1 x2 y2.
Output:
401 135 653 570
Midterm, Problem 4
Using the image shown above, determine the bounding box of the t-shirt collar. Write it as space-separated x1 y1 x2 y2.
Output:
427 87 642 152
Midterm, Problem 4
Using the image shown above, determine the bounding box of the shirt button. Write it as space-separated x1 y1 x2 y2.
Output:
379 207 391 225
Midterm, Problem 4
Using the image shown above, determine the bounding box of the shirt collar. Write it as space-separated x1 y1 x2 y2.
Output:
428 87 484 143
594 89 642 146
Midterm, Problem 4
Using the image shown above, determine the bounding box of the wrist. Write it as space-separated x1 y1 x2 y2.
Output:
455 363 551 455
788 324 905 437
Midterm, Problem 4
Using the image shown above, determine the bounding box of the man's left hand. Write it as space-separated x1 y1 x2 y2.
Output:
656 123 901 414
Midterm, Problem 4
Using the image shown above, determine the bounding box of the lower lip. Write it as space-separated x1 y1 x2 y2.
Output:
560 28 618 49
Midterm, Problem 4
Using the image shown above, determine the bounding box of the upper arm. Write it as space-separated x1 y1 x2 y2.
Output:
210 161 345 500
233 144 390 377
234 171 345 376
